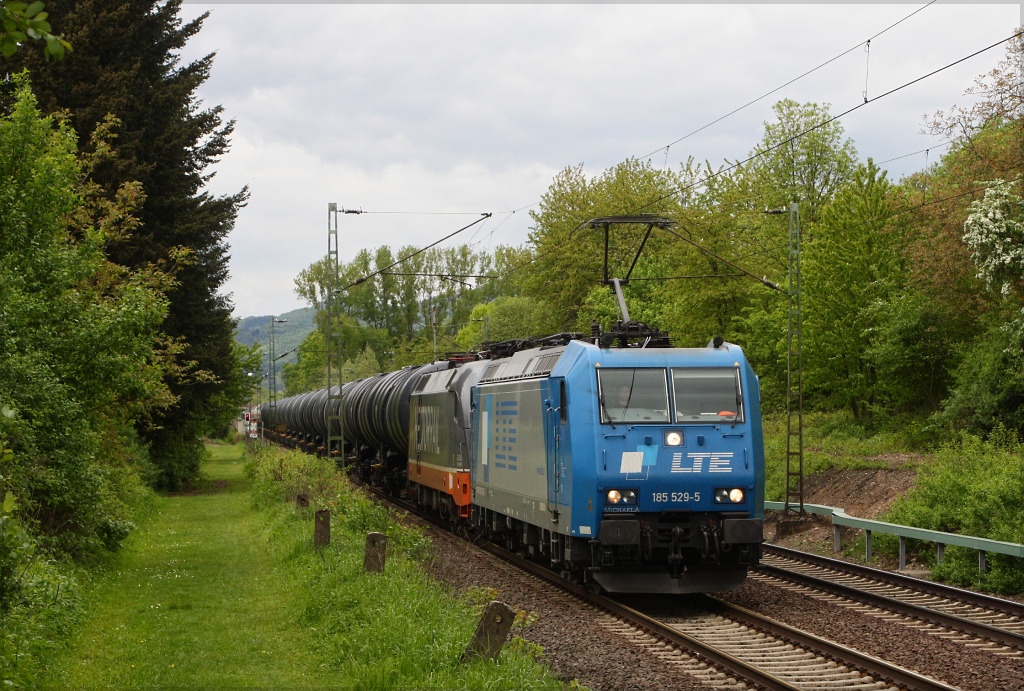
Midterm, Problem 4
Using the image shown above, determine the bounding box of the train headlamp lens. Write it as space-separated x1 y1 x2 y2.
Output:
606 490 637 505
664 431 683 446
714 488 745 503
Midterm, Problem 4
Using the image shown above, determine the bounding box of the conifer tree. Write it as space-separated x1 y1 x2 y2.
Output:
3 0 248 488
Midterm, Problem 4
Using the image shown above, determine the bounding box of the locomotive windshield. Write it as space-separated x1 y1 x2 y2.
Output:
597 368 670 424
672 368 744 423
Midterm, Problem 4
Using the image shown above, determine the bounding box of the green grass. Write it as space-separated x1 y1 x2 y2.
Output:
44 443 565 689
45 442 345 688
762 411 926 502
246 445 566 690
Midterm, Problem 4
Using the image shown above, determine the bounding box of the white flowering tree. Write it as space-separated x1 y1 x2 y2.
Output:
963 180 1024 302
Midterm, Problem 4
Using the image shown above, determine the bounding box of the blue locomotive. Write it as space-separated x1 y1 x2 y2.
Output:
466 335 764 594
265 331 765 595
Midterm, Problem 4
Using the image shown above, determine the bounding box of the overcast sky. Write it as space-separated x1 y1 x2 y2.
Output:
175 3 1021 319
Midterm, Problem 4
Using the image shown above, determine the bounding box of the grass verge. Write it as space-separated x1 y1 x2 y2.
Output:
247 443 567 689
42 441 566 689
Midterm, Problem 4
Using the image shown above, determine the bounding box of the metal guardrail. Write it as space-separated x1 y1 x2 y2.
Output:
765 501 1024 572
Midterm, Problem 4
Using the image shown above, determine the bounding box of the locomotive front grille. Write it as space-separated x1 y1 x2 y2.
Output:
600 512 761 549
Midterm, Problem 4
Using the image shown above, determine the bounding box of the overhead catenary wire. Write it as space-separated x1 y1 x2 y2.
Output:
876 141 951 166
473 32 1021 294
732 178 1017 276
325 175 1004 369
379 272 497 279
632 28 1024 215
346 213 492 288
637 1 939 161
486 141 1007 294
337 25 1019 317
628 274 745 281
354 210 490 215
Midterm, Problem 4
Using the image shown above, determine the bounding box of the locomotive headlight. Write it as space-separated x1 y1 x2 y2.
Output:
664 430 683 446
606 489 637 505
714 488 745 503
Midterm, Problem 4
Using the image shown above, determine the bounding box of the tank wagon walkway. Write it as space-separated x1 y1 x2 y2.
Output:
46 444 343 688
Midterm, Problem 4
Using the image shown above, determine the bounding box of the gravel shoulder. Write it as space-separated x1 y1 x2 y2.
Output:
424 526 702 691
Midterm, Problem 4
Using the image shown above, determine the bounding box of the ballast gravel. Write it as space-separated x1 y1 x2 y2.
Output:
717 579 1024 691
414 513 1023 690
424 526 705 691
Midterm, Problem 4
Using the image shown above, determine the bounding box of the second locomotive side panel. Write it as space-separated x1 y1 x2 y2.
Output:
471 380 565 529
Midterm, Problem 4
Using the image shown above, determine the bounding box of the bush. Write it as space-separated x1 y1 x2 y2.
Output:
931 320 1024 437
762 410 919 502
246 446 347 510
879 427 1024 594
0 500 82 687
0 493 33 614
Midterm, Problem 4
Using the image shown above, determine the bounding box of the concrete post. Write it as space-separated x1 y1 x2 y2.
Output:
364 532 387 572
314 509 330 551
462 601 516 663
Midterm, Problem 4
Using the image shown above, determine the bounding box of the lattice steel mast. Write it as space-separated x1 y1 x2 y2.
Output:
268 316 286 431
784 202 805 516
326 203 344 464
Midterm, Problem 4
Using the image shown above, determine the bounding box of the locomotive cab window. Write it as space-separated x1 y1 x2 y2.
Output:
672 368 744 423
597 368 670 424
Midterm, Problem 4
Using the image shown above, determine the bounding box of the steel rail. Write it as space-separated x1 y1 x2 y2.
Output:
472 539 807 691
698 596 959 691
756 562 1023 650
356 482 801 690
476 540 958 691
763 544 1024 617
358 481 956 690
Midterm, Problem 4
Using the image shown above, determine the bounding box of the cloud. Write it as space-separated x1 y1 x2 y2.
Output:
175 3 1019 317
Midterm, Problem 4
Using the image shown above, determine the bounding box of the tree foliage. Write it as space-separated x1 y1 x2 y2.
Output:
0 1 71 59
740 99 858 224
802 160 904 422
0 79 170 560
4 0 249 489
962 180 1024 302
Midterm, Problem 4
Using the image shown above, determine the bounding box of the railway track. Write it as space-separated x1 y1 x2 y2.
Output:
360 483 958 690
758 545 1024 657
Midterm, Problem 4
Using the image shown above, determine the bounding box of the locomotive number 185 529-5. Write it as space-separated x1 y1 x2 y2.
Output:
652 492 700 503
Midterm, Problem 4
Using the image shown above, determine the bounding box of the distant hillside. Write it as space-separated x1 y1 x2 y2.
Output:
235 307 317 389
